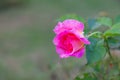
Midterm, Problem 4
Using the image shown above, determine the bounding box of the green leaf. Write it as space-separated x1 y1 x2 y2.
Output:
74 73 97 80
87 18 101 30
86 37 106 64
107 37 120 48
57 14 85 23
87 17 112 32
104 23 120 37
97 17 112 27
88 18 96 29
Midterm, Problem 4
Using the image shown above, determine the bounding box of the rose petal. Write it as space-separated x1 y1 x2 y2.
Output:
53 31 70 46
53 19 84 34
71 39 84 53
53 35 59 46
63 19 84 31
72 31 90 44
73 30 84 38
56 46 70 58
71 47 85 58
53 19 90 59
53 22 63 34
80 38 90 44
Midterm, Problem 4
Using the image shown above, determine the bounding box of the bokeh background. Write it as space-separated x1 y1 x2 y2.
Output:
0 0 120 80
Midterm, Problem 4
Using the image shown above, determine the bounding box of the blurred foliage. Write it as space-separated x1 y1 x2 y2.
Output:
73 14 120 79
0 0 30 9
74 73 97 80
114 15 120 24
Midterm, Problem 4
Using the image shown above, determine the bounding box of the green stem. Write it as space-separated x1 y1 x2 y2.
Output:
104 37 114 61
87 31 102 38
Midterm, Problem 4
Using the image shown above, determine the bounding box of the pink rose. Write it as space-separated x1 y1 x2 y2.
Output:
53 19 90 58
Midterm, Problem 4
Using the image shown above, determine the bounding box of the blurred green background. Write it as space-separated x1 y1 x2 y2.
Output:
0 0 120 80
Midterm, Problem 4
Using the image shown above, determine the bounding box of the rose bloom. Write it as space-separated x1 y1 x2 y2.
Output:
53 19 90 58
